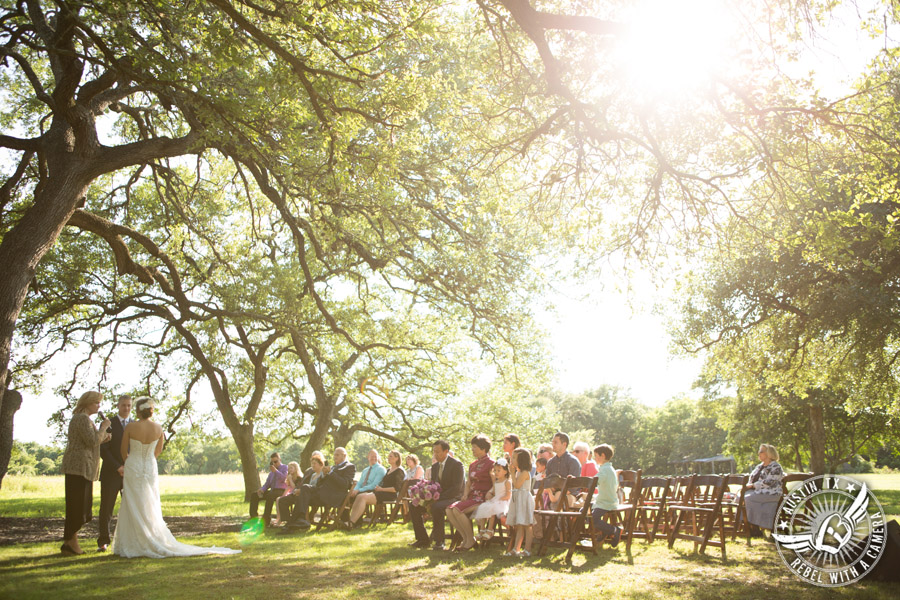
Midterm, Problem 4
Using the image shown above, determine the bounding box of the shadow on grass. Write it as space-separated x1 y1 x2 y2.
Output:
2 522 898 600
872 489 899 519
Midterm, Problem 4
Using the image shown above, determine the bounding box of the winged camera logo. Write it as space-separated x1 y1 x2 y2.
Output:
772 475 886 587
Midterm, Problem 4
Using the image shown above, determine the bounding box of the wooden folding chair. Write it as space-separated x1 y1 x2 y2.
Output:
662 475 692 535
533 476 566 545
315 491 353 530
667 474 728 559
479 513 510 549
393 478 421 524
633 476 670 543
781 472 814 496
536 476 599 562
591 469 642 552
370 479 411 527
721 474 751 545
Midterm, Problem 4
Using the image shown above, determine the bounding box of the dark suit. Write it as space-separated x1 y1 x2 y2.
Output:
98 415 127 547
410 455 464 546
284 461 356 525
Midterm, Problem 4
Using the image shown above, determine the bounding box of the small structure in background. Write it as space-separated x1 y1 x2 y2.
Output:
669 455 736 475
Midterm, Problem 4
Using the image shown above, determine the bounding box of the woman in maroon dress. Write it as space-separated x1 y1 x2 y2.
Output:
445 434 495 551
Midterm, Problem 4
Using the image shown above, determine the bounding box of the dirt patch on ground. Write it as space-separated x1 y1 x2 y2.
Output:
0 516 244 546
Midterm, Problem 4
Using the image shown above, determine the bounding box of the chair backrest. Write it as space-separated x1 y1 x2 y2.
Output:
723 474 748 503
669 475 694 502
618 469 643 504
396 478 416 500
688 475 726 506
534 474 566 510
638 476 670 505
781 472 814 496
559 476 598 514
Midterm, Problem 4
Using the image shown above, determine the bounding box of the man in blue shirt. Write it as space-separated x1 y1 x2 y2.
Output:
250 452 288 526
350 449 387 498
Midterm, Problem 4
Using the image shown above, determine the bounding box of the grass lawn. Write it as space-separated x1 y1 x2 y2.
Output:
1 473 897 599
0 473 247 517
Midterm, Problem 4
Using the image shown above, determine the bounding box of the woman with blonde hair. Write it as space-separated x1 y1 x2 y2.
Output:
744 443 785 534
275 462 303 525
60 391 111 555
405 454 424 480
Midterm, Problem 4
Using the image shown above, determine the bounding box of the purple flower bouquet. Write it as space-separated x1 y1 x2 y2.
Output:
408 479 442 508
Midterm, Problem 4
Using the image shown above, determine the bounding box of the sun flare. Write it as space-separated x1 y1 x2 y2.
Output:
616 0 737 97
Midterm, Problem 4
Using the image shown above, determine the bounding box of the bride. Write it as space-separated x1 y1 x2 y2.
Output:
112 397 241 558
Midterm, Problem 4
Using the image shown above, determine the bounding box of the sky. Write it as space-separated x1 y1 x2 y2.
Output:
9 1 892 447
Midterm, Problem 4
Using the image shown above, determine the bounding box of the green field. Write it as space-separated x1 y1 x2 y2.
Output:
0 473 247 517
1 473 897 599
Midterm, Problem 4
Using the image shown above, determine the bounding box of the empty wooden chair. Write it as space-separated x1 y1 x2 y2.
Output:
666 474 728 559
633 476 670 542
721 474 751 545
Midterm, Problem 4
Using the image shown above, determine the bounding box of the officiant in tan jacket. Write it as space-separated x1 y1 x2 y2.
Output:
60 390 111 555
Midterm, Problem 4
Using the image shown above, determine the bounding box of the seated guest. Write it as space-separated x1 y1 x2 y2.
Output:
533 456 548 491
536 432 581 539
282 448 355 530
590 444 622 547
445 434 495 551
347 450 405 527
542 432 580 503
349 449 386 500
744 444 784 533
250 452 288 526
537 443 553 463
409 440 464 550
573 441 598 478
304 450 326 480
502 433 521 461
405 454 425 480
473 458 511 541
274 461 303 526
278 453 325 524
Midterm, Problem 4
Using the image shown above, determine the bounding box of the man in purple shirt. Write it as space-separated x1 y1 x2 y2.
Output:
250 452 288 525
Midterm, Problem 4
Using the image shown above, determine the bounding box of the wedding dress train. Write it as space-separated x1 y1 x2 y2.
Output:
112 438 241 558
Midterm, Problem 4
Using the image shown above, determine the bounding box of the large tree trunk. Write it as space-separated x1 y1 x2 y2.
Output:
0 176 89 478
230 423 260 502
300 404 335 470
808 404 826 475
792 442 804 471
0 389 23 488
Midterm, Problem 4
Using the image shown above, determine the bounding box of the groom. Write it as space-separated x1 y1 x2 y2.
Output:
97 394 132 552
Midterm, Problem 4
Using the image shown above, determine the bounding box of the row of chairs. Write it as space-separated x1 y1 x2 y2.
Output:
296 471 814 562
532 470 813 561
301 478 420 530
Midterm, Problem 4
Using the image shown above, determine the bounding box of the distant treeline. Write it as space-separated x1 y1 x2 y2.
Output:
12 387 900 476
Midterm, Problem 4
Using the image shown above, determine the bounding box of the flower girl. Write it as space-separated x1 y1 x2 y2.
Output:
473 460 511 540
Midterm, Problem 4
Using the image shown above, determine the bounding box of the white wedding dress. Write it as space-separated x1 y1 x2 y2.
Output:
112 438 241 558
